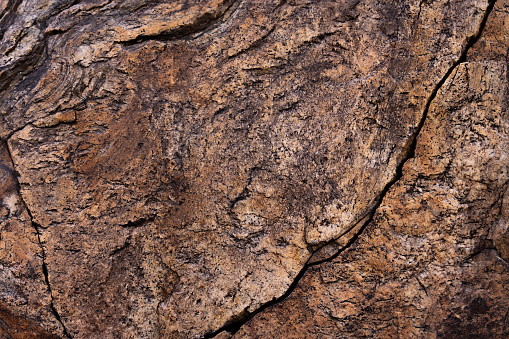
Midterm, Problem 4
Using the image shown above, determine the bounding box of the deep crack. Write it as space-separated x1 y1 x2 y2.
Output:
3 143 72 339
25 210 73 339
0 0 498 337
202 0 498 336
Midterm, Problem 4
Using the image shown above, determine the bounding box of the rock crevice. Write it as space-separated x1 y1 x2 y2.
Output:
0 0 508 338
3 140 73 338
205 3 500 337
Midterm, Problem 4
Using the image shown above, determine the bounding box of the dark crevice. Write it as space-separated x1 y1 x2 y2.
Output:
119 0 242 46
27 219 73 339
118 215 155 228
458 0 497 64
228 186 251 210
40 257 72 339
25 216 73 339
463 246 509 268
109 237 131 256
306 216 370 267
228 166 262 210
464 246 492 262
227 26 275 60
202 1 498 337
2 142 73 339
0 0 23 41
465 239 509 267
305 0 498 269
5 122 37 140
203 260 310 338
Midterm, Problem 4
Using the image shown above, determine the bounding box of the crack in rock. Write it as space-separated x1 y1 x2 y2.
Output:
202 0 499 336
3 142 72 339
25 208 73 339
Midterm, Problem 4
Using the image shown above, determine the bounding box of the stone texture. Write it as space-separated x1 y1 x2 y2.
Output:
0 141 63 337
0 0 507 338
234 0 509 337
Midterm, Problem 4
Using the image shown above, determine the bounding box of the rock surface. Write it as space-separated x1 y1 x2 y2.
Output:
234 0 509 337
0 0 507 338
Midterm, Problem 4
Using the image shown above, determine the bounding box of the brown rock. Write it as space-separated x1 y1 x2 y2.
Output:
234 1 509 337
0 141 64 336
0 0 506 338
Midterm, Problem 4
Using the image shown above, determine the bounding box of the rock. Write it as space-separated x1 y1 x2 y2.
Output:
0 0 507 338
0 141 64 337
234 0 509 337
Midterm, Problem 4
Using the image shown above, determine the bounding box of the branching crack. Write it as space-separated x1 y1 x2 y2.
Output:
202 0 498 337
3 143 73 338
26 212 73 339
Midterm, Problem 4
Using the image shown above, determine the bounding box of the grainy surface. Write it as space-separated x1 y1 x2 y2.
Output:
0 0 507 338
234 1 509 337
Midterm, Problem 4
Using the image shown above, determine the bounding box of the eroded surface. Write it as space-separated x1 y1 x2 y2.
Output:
233 1 509 336
0 0 505 338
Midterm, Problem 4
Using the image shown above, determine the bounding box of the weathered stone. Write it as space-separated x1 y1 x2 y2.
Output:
0 0 506 338
234 1 509 336
0 141 64 337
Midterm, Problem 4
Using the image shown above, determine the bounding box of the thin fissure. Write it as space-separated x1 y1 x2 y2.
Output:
3 142 73 339
202 0 498 336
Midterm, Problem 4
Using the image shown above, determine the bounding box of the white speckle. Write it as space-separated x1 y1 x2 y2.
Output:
3 193 18 214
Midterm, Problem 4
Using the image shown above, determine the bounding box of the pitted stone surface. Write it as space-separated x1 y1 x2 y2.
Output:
0 0 506 338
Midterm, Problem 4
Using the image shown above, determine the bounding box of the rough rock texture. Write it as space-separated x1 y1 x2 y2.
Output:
233 0 509 337
0 141 62 338
0 0 507 338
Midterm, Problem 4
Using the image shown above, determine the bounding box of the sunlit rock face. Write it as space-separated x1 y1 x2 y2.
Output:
0 0 507 338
